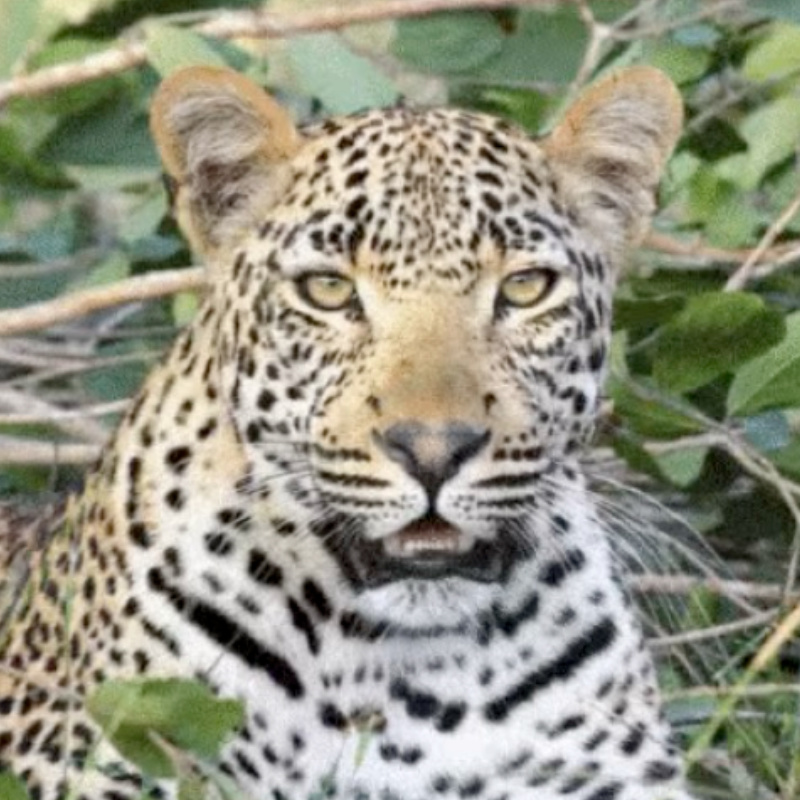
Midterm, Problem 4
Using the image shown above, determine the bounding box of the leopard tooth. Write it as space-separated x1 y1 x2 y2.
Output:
402 537 457 554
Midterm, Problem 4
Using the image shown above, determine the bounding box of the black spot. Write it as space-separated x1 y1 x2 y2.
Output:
586 784 622 800
288 597 319 654
644 760 678 782
436 703 467 733
620 724 645 754
234 749 260 779
258 390 276 412
319 702 347 730
128 522 151 549
165 446 191 475
538 549 586 587
345 169 368 188
248 549 283 586
205 531 234 556
459 777 485 798
345 195 368 220
164 488 185 511
302 579 333 619
390 677 439 719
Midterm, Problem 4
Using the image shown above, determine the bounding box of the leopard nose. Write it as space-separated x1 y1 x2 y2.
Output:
374 421 490 501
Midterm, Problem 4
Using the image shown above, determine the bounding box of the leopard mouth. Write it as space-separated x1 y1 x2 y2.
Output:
320 512 519 588
382 516 474 559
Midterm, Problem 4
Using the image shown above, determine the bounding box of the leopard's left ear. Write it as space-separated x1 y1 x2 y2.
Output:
151 66 302 256
543 66 683 249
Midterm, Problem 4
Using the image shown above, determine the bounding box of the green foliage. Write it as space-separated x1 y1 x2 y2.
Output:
0 772 31 800
652 292 785 394
288 33 399 114
728 312 800 415
87 679 244 778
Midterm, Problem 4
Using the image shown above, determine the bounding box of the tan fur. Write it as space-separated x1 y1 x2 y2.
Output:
544 66 683 250
151 66 303 255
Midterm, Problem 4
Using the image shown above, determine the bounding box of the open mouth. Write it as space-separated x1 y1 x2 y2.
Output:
382 516 473 558
320 512 519 589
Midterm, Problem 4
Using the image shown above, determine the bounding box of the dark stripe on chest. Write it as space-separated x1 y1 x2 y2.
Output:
147 567 305 699
483 616 616 722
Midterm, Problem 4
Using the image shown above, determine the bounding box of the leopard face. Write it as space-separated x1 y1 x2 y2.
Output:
150 66 682 631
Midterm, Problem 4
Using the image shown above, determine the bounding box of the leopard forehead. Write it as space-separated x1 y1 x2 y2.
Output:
256 106 587 291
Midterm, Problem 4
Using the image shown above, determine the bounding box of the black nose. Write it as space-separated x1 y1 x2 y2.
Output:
374 421 490 502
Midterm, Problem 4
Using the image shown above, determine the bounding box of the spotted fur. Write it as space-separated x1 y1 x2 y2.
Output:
0 66 689 800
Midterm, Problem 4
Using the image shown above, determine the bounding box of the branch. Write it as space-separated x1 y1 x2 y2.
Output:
631 573 799 604
0 435 98 465
0 0 554 106
725 185 800 291
0 267 204 337
644 230 800 266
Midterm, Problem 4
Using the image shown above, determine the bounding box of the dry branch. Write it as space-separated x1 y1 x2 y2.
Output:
0 0 553 106
0 267 204 337
0 435 98 465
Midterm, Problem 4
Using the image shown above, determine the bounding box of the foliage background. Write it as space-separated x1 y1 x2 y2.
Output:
1 0 800 798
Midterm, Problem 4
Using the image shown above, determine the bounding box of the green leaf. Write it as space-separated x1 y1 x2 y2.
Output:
0 0 40 79
743 23 800 81
87 679 244 778
642 40 710 84
727 312 800 415
653 292 785 393
613 294 686 332
609 377 704 439
0 772 31 800
655 446 708 487
475 7 587 85
611 430 663 480
40 93 156 167
394 11 504 74
144 23 228 77
715 96 800 190
287 33 398 114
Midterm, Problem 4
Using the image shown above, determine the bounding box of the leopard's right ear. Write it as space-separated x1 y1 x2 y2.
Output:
150 66 302 255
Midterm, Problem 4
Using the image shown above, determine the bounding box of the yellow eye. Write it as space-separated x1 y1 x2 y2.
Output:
298 272 356 311
498 268 556 308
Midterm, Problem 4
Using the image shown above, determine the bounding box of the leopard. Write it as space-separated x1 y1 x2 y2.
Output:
0 64 689 800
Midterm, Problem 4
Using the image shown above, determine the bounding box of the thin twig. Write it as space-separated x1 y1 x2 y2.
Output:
631 574 798 604
0 436 99 465
725 186 800 291
0 400 128 426
0 267 205 337
645 230 800 266
666 683 800 701
649 609 777 650
0 0 553 106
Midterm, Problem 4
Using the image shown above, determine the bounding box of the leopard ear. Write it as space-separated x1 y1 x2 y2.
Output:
150 66 302 255
543 66 683 250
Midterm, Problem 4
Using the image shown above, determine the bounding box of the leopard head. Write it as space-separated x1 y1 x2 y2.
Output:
151 66 681 627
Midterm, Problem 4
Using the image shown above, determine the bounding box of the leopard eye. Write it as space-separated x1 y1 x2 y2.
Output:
498 268 556 309
297 272 356 311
